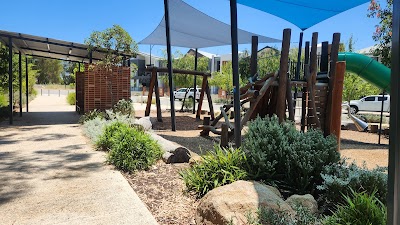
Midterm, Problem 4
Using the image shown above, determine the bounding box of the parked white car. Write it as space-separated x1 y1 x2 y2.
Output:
349 95 390 114
173 88 201 101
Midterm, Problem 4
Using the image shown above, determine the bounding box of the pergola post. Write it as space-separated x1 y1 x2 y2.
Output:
164 0 176 131
229 0 241 147
388 0 400 223
193 48 198 114
250 36 258 76
8 37 13 124
25 56 28 112
19 51 22 117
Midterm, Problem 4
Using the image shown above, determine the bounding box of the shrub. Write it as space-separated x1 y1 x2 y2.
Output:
243 115 339 197
79 109 105 124
317 160 387 211
105 109 135 125
323 190 386 225
96 121 130 151
182 99 194 110
180 146 248 198
66 92 76 105
358 113 388 123
107 126 162 172
113 99 135 118
82 117 110 143
0 93 7 107
246 203 319 225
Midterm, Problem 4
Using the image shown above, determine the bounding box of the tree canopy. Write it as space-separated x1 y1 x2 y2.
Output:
34 58 63 84
368 0 392 67
85 24 138 69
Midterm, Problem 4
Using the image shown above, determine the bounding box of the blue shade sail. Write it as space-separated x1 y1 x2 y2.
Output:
236 0 370 30
139 0 281 48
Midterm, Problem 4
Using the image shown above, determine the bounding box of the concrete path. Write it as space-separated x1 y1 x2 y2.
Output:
0 95 158 225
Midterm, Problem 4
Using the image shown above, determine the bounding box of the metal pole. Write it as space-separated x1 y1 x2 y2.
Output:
150 45 153 66
378 91 385 145
230 0 241 147
164 0 176 131
78 62 81 72
388 0 400 222
25 56 28 112
8 37 13 124
18 52 22 117
294 32 304 118
193 48 198 114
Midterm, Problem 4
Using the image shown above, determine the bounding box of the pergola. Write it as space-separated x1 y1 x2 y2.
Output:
0 30 132 124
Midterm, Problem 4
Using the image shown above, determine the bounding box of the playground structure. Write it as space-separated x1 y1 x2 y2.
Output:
144 66 215 122
196 29 345 145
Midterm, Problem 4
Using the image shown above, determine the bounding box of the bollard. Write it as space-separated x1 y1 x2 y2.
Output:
48 89 49 96
41 89 42 96
59 90 60 97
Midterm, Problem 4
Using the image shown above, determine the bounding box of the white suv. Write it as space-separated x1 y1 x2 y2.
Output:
173 88 201 101
349 95 390 114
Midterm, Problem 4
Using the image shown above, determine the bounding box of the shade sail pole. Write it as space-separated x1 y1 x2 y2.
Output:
164 0 176 131
193 48 198 114
388 0 400 223
230 0 241 147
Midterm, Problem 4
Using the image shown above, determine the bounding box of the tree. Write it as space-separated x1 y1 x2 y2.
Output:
210 61 245 94
368 0 392 67
85 25 138 104
342 35 380 102
161 50 210 88
34 58 63 84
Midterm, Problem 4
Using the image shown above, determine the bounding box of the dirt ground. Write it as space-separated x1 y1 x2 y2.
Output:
127 110 389 224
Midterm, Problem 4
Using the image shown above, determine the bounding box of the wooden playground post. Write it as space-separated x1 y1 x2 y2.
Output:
276 28 291 122
196 75 208 120
145 67 157 117
330 61 346 149
324 33 341 136
205 81 215 120
307 32 321 129
153 67 163 122
220 122 229 148
200 116 210 136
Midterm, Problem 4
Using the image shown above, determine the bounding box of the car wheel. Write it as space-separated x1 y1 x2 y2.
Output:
350 106 358 114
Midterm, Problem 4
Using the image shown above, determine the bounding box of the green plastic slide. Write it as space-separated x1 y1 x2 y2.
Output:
338 52 391 91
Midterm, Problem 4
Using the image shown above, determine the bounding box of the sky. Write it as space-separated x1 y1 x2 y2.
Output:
0 0 382 57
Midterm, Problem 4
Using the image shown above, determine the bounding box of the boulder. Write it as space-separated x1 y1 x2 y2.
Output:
196 180 295 225
285 194 318 214
148 132 191 163
134 117 153 131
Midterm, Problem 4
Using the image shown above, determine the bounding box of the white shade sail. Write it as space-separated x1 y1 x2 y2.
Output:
139 0 280 48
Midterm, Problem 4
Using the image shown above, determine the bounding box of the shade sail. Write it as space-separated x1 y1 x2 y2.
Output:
236 0 369 30
139 0 280 48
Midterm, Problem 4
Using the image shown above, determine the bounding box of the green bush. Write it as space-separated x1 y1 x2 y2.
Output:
323 190 386 225
66 92 76 105
82 117 110 143
359 114 388 123
246 203 319 225
317 160 387 212
107 126 162 172
182 99 194 110
180 146 248 198
243 115 339 197
96 121 130 151
0 93 7 107
112 99 134 118
79 109 106 124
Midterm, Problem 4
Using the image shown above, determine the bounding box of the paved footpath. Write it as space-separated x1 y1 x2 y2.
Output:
0 95 158 225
